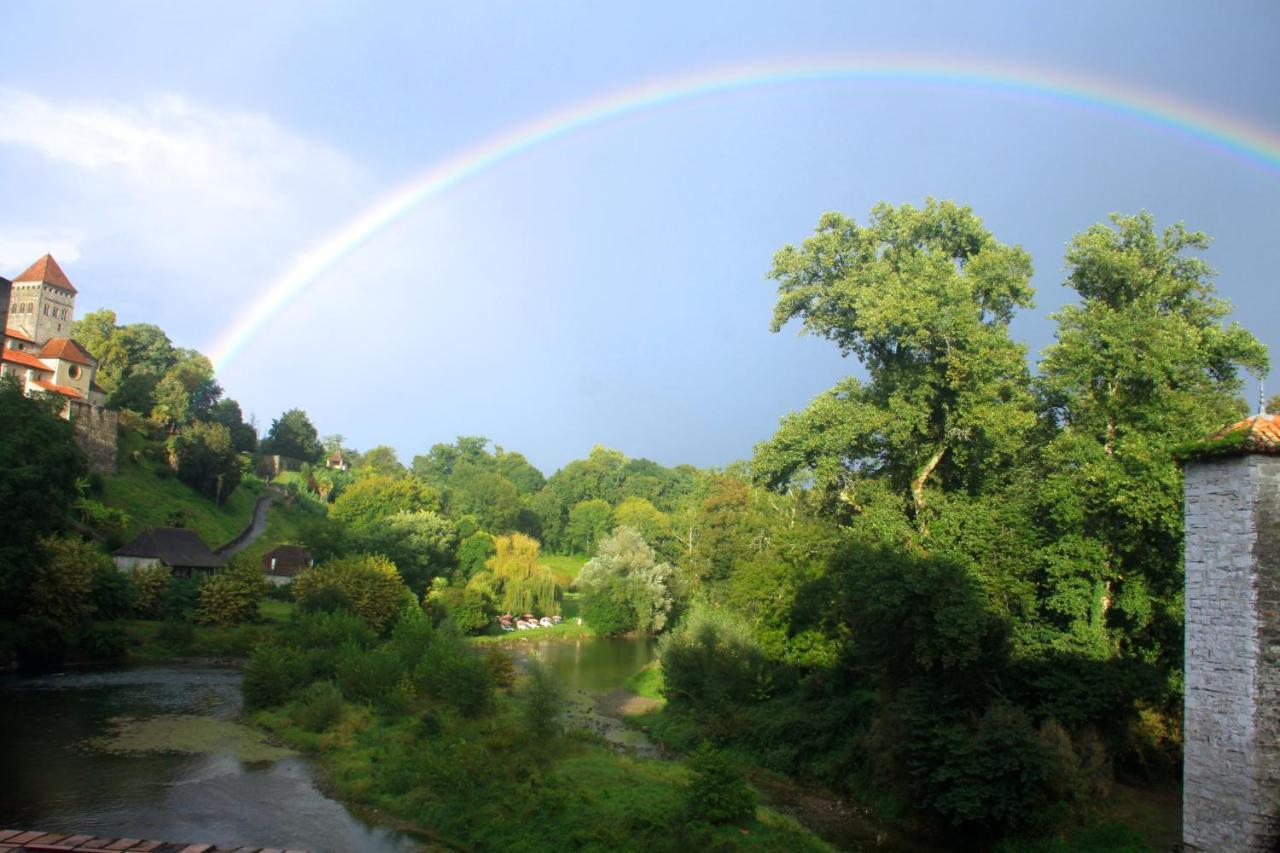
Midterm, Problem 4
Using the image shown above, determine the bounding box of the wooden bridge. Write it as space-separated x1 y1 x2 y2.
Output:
0 830 305 853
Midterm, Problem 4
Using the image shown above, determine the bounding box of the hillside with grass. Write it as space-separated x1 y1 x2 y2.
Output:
103 427 318 556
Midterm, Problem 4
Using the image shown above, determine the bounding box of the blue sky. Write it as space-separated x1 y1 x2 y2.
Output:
3 2 1278 474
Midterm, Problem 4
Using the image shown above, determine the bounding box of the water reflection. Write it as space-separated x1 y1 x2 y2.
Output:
0 666 424 853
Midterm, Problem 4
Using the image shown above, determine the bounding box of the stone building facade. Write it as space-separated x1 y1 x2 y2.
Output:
1181 413 1280 852
2 254 118 474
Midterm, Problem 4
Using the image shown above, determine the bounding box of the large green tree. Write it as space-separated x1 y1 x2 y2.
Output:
755 200 1037 531
1031 212 1267 661
261 408 324 462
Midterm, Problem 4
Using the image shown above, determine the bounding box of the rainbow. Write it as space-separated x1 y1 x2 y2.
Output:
207 56 1280 371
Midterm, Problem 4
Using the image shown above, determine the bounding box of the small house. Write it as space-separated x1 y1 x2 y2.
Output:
261 544 313 585
112 526 225 578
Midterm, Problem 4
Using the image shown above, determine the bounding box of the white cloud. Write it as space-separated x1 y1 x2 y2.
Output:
0 89 357 210
0 228 82 274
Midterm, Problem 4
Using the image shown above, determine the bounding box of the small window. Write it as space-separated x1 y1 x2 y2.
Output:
68 364 81 380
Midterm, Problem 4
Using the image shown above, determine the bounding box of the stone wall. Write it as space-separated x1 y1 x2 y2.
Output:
1183 454 1280 851
72 403 118 476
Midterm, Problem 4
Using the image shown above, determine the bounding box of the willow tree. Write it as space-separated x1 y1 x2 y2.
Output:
486 533 561 615
755 199 1037 532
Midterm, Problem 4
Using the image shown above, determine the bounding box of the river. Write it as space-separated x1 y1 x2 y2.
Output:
0 665 425 852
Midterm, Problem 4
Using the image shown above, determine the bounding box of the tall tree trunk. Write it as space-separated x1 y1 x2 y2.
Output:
910 445 947 531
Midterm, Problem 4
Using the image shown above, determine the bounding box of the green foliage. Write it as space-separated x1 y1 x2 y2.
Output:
292 680 345 732
660 603 769 710
456 530 495 581
577 526 678 635
485 533 561 615
14 615 69 672
683 742 757 825
90 565 137 619
156 619 195 651
518 659 564 739
129 565 172 617
78 622 128 660
167 421 242 504
28 534 105 625
261 408 324 462
335 643 404 703
565 498 613 553
197 557 267 626
291 554 411 633
329 475 439 529
242 643 308 709
0 376 85 610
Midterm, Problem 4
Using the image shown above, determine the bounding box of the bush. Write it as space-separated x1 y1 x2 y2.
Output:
519 660 564 739
28 535 104 625
79 623 128 660
683 742 756 825
484 647 517 691
130 565 172 617
15 616 69 672
160 576 201 619
243 644 307 709
294 609 377 650
90 566 137 619
335 643 404 703
292 554 409 633
659 604 769 709
581 580 637 637
197 558 267 626
296 584 351 615
292 680 345 732
157 619 195 651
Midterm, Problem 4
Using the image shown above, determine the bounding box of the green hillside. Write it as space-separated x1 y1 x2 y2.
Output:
103 428 316 554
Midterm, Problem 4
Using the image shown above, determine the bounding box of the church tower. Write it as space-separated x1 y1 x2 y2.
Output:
8 253 77 345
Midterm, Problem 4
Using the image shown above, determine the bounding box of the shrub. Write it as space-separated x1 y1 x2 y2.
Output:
659 604 769 709
79 623 128 660
197 558 267 626
15 616 69 672
157 619 195 651
484 647 517 691
28 535 105 625
90 565 137 619
296 584 351 615
292 554 409 633
292 680 345 732
130 565 172 617
519 660 564 739
160 576 201 619
335 643 403 703
243 644 307 709
294 609 377 651
683 742 756 825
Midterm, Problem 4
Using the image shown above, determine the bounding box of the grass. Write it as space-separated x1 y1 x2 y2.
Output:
104 428 259 549
254 686 831 851
625 662 665 702
540 552 590 587
118 599 294 661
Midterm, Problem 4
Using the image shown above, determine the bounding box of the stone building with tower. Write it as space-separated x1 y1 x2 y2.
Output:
1180 411 1280 851
1 254 117 473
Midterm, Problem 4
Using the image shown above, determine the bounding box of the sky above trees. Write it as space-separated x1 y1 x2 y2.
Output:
2 1 1277 472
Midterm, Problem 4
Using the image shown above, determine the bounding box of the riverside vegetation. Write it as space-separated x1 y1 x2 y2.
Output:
1 201 1270 850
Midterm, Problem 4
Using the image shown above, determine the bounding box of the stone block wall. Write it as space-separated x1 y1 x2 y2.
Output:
1183 454 1280 851
72 403 118 476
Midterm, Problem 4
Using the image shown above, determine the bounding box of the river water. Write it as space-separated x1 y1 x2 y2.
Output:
0 665 424 852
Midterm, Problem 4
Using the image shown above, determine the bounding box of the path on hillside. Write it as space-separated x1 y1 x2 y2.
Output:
215 486 283 558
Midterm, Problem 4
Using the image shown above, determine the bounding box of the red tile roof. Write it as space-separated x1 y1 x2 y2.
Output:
4 326 35 343
37 337 94 366
1 348 52 372
13 254 77 294
31 378 82 398
1206 412 1280 454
